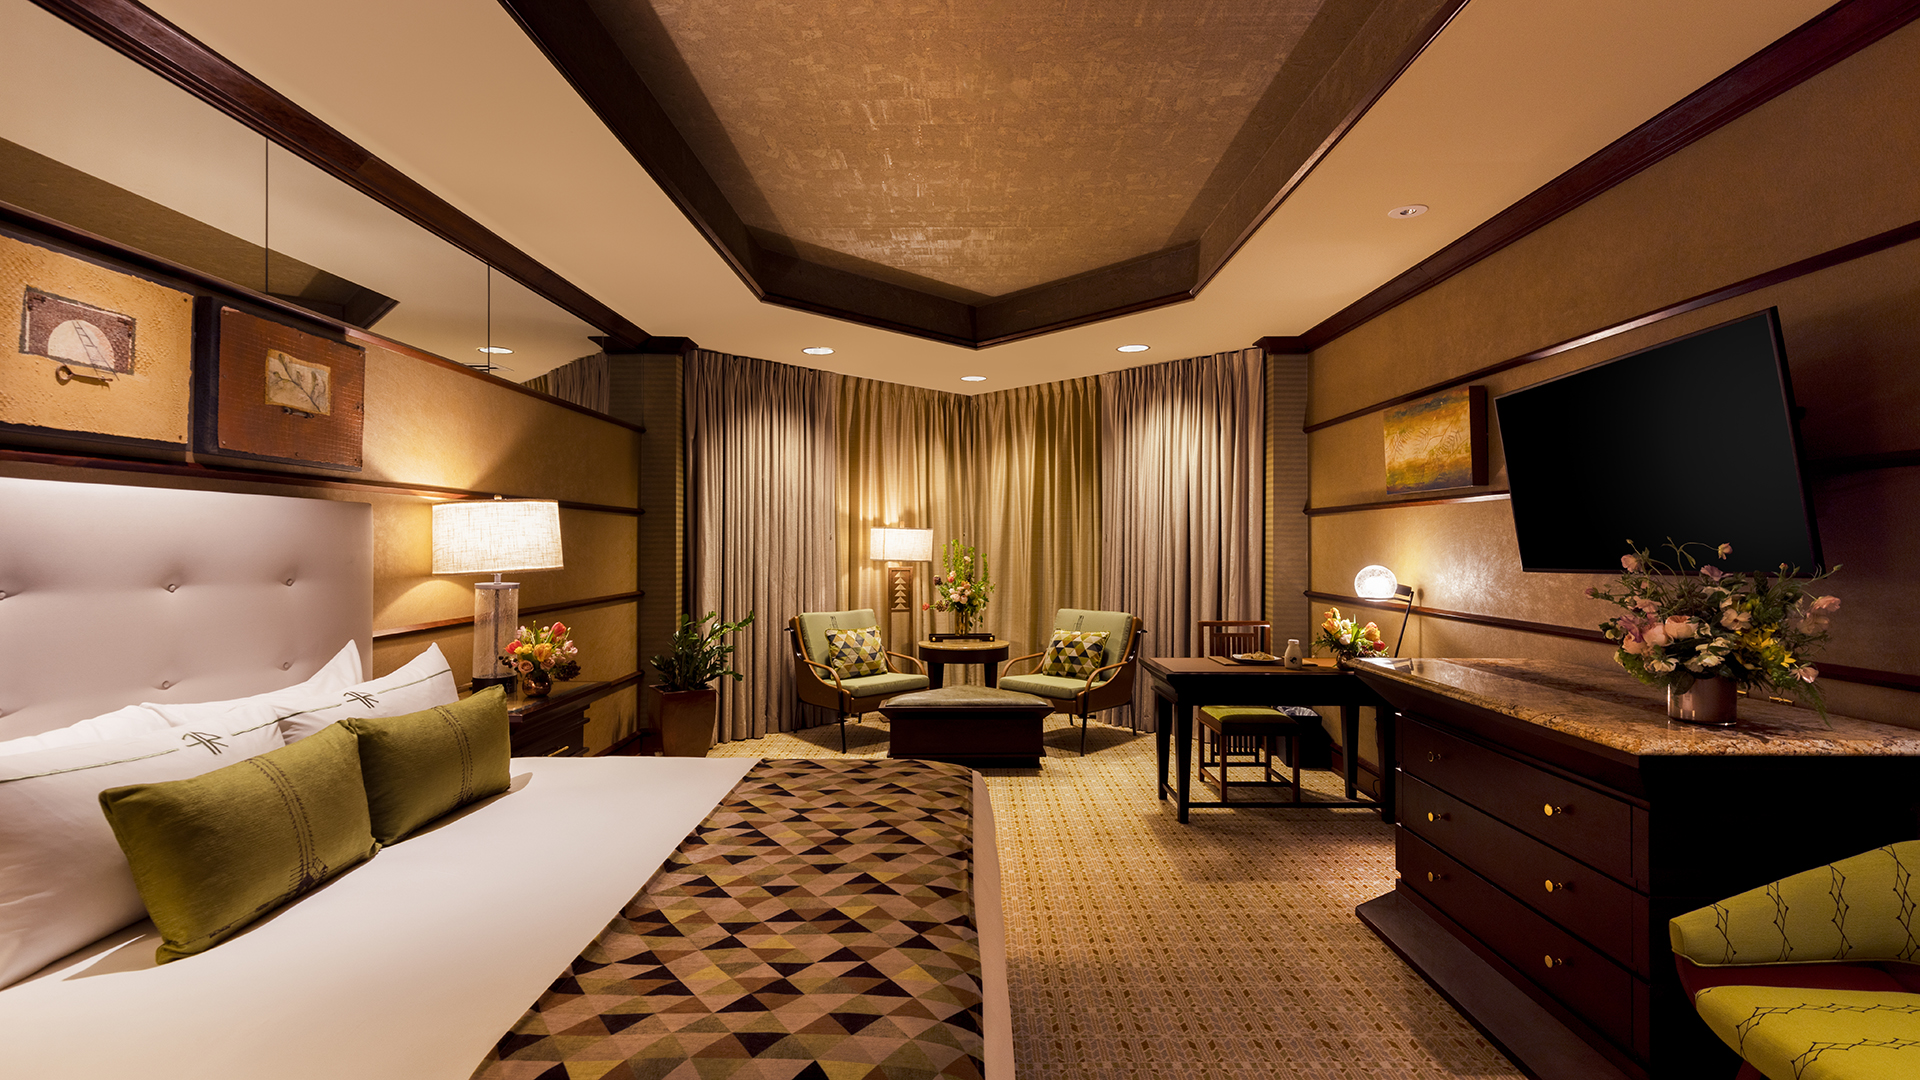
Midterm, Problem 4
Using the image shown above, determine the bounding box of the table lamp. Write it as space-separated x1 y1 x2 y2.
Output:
1354 563 1416 657
433 499 564 690
869 527 934 613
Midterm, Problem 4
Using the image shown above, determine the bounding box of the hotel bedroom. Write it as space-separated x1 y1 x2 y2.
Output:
1 1 1916 1078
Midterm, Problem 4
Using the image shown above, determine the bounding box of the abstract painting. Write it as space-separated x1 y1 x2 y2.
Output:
1384 385 1487 493
21 288 136 375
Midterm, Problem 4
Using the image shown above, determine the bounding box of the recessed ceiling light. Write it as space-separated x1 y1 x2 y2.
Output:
1388 204 1429 219
802 346 835 355
1117 344 1150 353
960 375 987 382
477 346 514 354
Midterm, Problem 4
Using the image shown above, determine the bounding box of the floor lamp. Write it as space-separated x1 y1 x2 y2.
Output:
433 499 564 691
1354 564 1416 657
870 527 933 649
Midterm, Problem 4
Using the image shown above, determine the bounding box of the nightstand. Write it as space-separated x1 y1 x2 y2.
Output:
465 673 640 757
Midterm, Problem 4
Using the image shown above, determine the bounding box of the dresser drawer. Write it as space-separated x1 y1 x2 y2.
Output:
1402 718 1636 882
1400 829 1639 1054
1401 775 1648 974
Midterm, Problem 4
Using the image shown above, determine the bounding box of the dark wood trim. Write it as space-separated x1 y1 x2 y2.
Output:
28 0 649 350
1305 491 1509 516
1290 0 1920 353
1304 215 1920 433
373 591 645 640
1256 336 1311 355
0 446 643 516
1304 591 1917 692
1808 448 1920 476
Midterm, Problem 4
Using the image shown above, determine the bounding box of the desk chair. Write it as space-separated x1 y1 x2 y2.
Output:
1195 620 1309 803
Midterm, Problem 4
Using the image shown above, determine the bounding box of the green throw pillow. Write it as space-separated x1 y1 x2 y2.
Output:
1041 629 1108 678
344 687 511 845
825 625 889 679
97 723 377 964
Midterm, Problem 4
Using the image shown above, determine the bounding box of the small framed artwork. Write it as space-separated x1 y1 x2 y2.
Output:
194 300 365 470
0 229 194 449
1384 385 1487 494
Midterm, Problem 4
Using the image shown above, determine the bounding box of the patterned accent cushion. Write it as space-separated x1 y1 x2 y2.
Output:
1691 984 1920 1080
1041 629 1108 678
825 625 888 679
1670 840 1920 967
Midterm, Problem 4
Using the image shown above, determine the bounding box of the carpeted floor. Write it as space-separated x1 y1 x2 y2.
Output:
711 713 1522 1079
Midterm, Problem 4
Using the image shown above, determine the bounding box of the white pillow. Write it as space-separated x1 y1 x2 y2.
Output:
273 642 460 743
0 717 286 989
145 640 364 728
0 706 170 757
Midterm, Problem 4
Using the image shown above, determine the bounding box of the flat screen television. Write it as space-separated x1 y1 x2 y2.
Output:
1494 308 1821 574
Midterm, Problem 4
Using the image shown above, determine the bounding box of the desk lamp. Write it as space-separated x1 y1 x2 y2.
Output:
1354 564 1416 657
433 499 563 690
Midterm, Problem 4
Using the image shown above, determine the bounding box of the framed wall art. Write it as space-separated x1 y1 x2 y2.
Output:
1384 385 1487 494
193 299 366 470
0 229 194 449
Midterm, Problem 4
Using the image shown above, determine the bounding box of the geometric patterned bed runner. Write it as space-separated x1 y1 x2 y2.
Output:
472 758 984 1080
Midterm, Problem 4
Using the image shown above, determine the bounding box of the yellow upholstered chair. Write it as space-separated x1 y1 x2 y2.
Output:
787 609 928 750
999 608 1143 754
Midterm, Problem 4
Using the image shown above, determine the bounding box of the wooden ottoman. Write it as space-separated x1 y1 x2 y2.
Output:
880 686 1053 767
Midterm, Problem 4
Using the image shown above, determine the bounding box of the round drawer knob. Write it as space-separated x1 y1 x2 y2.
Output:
1544 955 1564 970
1427 871 1448 883
1544 879 1567 893
1427 811 1448 823
1426 751 1441 763
1544 804 1566 817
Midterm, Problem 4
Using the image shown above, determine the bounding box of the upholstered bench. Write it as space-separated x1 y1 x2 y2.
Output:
879 686 1053 767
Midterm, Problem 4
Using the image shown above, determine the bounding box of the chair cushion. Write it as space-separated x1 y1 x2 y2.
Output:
1040 630 1108 678
795 609 882 667
998 673 1089 701
824 625 888 679
837 672 928 700
1691 984 1920 1080
1671 840 1920 967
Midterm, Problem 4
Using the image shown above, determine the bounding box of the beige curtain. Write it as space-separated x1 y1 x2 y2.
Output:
1100 349 1266 727
521 352 611 414
686 350 839 740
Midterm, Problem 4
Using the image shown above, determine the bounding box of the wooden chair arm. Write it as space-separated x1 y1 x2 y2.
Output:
886 651 927 675
1004 650 1045 676
798 656 846 690
1082 657 1131 690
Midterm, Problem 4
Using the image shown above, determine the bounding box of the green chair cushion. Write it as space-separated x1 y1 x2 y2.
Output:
1671 840 1920 967
97 723 377 964
796 609 882 668
343 687 511 846
1199 705 1292 721
837 671 928 699
998 673 1089 701
1692 984 1920 1080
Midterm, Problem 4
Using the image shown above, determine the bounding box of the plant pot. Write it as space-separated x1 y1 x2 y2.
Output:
1668 677 1738 725
647 684 718 757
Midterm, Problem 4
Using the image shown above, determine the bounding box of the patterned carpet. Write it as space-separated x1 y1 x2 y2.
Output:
711 713 1522 1079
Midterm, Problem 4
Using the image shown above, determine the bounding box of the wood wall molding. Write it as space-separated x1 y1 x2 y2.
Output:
373 590 645 640
1306 490 1509 517
1270 0 1920 359
1303 590 1919 693
0 447 644 517
1303 215 1920 434
28 0 650 351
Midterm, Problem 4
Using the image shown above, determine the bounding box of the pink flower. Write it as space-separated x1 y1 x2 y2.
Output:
1795 665 1819 683
1643 622 1670 647
1701 566 1725 582
1662 616 1696 641
1584 587 1598 598
1622 637 1648 656
1720 606 1752 631
1622 554 1641 572
551 622 566 635
516 659 533 674
1810 595 1841 616
1634 598 1661 615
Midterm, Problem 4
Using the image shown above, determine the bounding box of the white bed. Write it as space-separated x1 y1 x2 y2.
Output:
0 477 1011 1078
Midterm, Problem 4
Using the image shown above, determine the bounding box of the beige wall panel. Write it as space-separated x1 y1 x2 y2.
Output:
1308 21 1920 426
373 503 636 632
360 342 639 507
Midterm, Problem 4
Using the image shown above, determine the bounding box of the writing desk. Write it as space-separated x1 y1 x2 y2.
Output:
1143 655 1390 822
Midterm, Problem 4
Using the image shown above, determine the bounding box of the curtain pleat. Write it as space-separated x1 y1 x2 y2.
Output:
1099 349 1265 727
686 351 839 741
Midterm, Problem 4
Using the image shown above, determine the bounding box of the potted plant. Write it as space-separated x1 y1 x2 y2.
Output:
647 610 754 756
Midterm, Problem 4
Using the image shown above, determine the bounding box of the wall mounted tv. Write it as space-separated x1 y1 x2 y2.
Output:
1494 308 1822 574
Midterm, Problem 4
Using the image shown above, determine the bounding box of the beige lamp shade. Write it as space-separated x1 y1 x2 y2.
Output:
869 527 934 562
432 500 564 575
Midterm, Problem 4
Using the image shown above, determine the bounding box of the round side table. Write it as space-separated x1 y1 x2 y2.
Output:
916 638 1012 689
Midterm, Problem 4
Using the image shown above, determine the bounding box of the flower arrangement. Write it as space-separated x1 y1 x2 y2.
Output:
1316 607 1387 660
1590 541 1840 713
504 622 580 683
923 539 994 633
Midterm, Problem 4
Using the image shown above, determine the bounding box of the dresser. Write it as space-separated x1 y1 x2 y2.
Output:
1351 658 1920 1080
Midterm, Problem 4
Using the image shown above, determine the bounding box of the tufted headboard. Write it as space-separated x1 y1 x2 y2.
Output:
0 476 372 739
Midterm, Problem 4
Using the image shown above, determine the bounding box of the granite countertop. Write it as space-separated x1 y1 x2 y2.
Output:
1349 657 1920 757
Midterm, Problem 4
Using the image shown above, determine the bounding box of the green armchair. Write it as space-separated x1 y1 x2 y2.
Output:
999 608 1143 754
1669 839 1920 1080
787 609 928 750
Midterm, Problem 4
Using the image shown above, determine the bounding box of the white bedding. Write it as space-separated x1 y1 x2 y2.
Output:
0 756 1013 1079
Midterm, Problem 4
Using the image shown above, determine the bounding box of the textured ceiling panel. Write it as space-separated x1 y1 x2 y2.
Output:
591 0 1340 299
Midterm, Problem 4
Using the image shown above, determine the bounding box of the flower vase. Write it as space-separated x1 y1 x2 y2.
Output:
1667 677 1736 725
520 668 553 699
954 611 977 636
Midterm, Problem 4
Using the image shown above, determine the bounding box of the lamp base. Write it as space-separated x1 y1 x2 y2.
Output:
474 579 521 686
